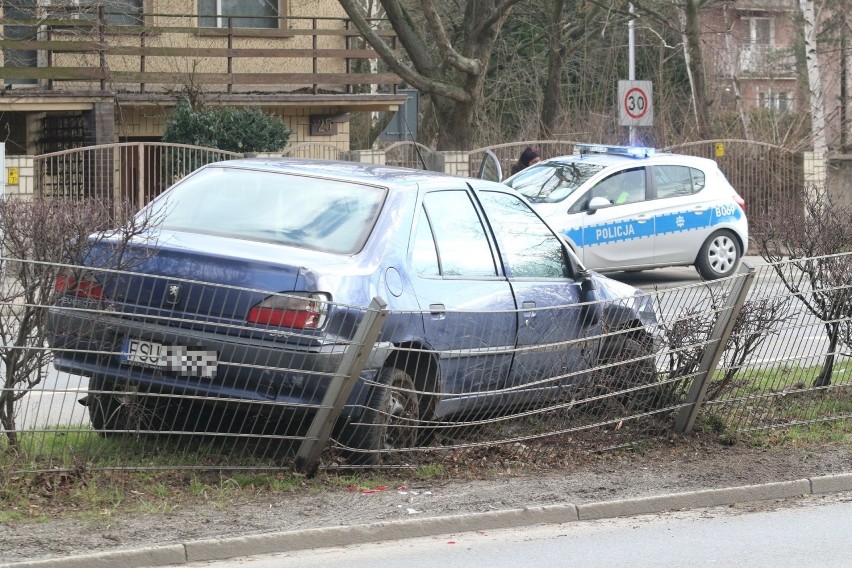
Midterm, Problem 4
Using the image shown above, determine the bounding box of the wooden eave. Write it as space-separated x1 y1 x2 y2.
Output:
0 90 409 113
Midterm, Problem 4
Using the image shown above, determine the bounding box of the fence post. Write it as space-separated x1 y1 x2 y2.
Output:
294 296 388 475
674 262 756 434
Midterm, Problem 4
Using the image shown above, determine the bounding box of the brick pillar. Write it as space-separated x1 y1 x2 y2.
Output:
350 150 386 165
82 103 115 200
431 151 470 177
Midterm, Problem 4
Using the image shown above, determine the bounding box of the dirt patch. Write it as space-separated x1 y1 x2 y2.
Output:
2 432 850 565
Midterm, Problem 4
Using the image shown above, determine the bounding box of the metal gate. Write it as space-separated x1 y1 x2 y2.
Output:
33 143 241 207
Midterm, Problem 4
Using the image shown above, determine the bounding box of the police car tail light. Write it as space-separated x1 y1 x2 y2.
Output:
247 292 330 330
734 194 746 213
574 144 655 159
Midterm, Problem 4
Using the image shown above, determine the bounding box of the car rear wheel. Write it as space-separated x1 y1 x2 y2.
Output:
86 377 152 436
340 367 420 465
695 230 741 280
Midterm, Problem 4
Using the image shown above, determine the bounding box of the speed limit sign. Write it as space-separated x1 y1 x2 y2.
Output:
618 80 654 127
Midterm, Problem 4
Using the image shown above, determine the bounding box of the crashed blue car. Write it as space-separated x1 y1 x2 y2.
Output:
47 159 658 463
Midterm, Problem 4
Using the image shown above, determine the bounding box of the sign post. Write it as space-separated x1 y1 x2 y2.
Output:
618 80 654 133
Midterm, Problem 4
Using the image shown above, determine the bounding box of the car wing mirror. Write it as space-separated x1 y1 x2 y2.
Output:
587 196 612 214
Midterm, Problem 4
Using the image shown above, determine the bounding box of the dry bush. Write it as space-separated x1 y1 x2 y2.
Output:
753 185 852 387
0 198 157 448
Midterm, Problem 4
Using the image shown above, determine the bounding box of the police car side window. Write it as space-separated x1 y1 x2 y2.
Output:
590 168 646 206
654 166 706 198
691 168 706 191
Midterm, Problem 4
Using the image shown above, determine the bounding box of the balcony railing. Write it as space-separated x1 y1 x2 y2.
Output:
729 0 796 11
0 8 402 96
711 44 797 78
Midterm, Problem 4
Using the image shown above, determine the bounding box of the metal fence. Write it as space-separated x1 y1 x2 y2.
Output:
2 254 849 477
29 139 803 219
33 143 242 206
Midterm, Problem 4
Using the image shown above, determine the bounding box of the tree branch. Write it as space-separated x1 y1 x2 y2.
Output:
421 0 482 75
338 0 472 103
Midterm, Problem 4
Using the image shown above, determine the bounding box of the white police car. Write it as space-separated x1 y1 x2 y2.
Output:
503 144 748 280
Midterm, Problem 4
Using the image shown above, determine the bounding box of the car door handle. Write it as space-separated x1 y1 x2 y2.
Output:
429 303 445 319
635 214 649 222
522 300 536 318
693 205 706 214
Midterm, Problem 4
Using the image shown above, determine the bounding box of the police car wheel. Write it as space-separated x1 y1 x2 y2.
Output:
696 230 741 280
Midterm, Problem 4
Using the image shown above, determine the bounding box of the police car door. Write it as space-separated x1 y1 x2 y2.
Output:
649 164 712 266
576 167 655 271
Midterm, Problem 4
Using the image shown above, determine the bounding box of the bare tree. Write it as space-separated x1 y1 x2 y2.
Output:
337 0 527 150
753 185 852 387
0 198 158 449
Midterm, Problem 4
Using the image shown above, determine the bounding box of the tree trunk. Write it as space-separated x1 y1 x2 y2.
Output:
540 0 566 138
814 321 839 387
799 0 828 153
682 0 710 138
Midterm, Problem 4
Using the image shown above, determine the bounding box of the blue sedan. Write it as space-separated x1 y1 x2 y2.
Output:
47 159 658 464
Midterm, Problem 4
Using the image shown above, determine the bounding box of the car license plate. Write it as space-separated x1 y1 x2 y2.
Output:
120 338 217 379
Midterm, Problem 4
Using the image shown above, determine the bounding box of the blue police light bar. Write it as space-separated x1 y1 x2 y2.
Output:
574 144 655 158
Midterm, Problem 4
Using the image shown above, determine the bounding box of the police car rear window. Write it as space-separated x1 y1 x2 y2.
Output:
507 162 606 203
653 165 706 199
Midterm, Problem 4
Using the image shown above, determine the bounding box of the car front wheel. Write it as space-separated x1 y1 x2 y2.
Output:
695 230 741 280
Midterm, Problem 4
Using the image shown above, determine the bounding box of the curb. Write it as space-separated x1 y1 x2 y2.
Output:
5 472 852 568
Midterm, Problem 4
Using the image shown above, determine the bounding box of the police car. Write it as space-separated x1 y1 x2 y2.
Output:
502 144 748 280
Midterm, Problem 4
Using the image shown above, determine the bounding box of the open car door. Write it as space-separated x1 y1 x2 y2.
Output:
476 149 503 182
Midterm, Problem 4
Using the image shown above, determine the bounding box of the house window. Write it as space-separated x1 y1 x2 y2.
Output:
740 17 775 72
745 17 774 47
198 0 284 29
758 90 792 112
3 0 37 85
65 0 144 25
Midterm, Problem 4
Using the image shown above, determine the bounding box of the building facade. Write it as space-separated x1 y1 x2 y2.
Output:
0 0 406 156
703 0 850 151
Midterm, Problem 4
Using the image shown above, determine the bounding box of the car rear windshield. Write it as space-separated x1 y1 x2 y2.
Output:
507 161 606 203
146 166 386 254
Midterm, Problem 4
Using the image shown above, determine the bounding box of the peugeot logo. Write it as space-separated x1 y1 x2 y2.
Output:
166 284 181 305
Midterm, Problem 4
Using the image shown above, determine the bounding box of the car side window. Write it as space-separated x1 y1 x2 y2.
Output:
654 165 705 198
420 191 498 277
411 207 440 276
589 168 646 206
478 191 570 279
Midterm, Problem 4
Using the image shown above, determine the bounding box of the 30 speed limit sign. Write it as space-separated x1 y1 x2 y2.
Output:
618 80 654 127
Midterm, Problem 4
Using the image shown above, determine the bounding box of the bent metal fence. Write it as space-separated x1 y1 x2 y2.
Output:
1 257 850 477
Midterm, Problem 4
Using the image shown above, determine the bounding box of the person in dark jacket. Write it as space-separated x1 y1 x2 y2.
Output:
510 146 542 176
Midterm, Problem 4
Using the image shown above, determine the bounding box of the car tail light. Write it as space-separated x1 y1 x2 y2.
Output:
734 194 746 213
247 293 330 330
54 270 104 300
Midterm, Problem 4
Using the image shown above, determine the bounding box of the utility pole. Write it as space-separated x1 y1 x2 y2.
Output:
628 3 636 144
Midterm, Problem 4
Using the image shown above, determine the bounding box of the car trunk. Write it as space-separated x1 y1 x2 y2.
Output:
84 230 342 328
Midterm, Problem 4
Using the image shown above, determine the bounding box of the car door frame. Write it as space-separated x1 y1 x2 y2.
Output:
407 185 520 420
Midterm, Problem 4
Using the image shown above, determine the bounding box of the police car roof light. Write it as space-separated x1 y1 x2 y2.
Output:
574 144 655 159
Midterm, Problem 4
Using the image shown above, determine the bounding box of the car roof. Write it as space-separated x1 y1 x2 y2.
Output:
206 157 473 191
543 151 718 169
